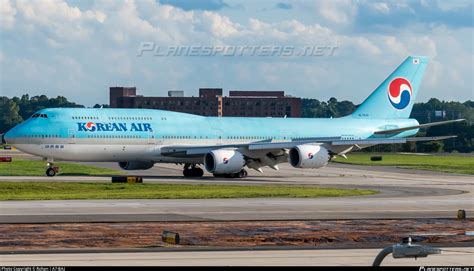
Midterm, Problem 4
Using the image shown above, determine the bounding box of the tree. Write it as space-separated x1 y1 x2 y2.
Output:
302 98 356 118
17 95 84 120
0 97 23 133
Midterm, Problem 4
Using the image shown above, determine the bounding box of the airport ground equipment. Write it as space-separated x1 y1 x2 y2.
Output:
111 176 143 183
162 231 180 245
458 209 467 220
372 237 441 266
370 156 382 161
0 156 12 162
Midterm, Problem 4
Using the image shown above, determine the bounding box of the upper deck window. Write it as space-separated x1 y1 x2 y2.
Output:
31 113 48 118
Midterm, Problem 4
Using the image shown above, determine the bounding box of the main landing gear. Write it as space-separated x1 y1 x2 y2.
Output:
213 169 248 178
183 164 204 177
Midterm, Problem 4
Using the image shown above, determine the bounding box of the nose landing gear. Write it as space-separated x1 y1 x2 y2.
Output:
46 167 56 177
182 164 204 177
45 161 58 177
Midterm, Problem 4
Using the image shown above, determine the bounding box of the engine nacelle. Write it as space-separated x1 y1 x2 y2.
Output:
118 161 154 170
289 144 330 168
204 149 245 174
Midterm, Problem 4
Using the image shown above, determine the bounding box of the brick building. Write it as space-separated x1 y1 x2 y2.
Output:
110 87 301 117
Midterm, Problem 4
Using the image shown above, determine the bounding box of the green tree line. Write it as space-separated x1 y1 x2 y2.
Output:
0 94 84 134
0 95 112 134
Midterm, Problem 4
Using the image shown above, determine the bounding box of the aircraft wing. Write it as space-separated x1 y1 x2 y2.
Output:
373 119 465 135
160 135 456 157
160 137 337 157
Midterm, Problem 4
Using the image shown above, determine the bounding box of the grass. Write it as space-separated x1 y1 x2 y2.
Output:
0 182 377 200
0 159 123 176
333 153 474 175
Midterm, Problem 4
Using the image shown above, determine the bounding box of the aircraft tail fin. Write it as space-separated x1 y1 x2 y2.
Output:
351 56 428 119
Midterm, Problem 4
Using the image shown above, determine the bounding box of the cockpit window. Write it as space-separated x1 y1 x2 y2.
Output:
31 113 48 118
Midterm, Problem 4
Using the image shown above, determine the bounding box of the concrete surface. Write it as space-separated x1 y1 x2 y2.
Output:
1 247 472 266
1 150 473 266
0 162 472 223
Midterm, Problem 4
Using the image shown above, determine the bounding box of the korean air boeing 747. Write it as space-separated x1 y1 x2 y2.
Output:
3 56 464 177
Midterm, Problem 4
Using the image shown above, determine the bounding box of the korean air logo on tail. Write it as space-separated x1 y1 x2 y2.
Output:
85 122 97 132
388 77 412 110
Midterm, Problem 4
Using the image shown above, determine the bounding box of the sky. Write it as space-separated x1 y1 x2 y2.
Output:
0 0 473 107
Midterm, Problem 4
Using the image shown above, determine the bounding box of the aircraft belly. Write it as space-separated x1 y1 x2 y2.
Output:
13 144 159 162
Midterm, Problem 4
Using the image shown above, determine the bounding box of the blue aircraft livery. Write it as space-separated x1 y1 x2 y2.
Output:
77 122 153 132
3 56 464 178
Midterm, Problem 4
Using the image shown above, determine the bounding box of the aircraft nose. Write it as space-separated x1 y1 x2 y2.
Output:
3 127 15 144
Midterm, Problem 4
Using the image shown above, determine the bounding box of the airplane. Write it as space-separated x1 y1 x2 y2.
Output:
3 56 464 178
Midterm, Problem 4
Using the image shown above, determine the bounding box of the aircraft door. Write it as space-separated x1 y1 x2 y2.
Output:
67 129 76 144
214 129 223 145
148 131 156 144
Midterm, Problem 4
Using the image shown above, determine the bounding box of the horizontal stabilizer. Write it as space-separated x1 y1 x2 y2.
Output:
374 119 465 135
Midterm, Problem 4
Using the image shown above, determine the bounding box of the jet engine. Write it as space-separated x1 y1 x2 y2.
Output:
288 144 330 168
118 161 154 170
204 149 245 174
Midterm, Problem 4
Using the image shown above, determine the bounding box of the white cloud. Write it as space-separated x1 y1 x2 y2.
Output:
199 11 240 38
315 0 358 25
46 38 64 48
105 50 132 77
1 0 472 105
372 2 390 14
383 36 408 57
14 0 105 41
435 0 472 11
0 0 16 29
16 0 82 24
84 10 106 23
346 37 381 56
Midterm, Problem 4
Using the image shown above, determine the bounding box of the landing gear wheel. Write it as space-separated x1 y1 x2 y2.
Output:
214 169 248 178
182 164 204 178
236 169 248 178
46 168 56 177
194 167 204 177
